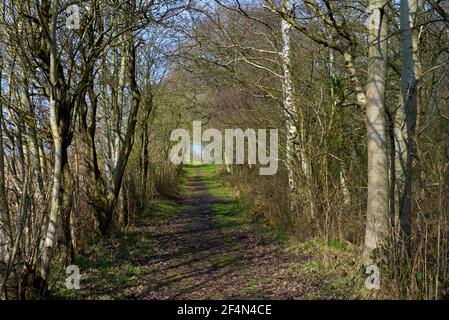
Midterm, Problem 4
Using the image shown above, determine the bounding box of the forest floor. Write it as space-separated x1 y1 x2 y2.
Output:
54 165 367 300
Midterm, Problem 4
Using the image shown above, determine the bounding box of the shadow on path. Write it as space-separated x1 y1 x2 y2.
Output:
70 166 346 300
137 166 316 299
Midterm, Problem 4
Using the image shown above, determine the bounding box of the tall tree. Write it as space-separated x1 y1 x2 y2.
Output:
362 0 390 265
0 0 10 267
0 58 10 264
280 0 301 213
394 0 421 250
41 0 63 282
80 2 142 236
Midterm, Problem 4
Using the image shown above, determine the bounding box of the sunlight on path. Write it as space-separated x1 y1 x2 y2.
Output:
57 165 358 300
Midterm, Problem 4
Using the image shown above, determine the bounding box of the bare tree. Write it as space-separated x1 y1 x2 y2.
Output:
280 0 301 212
394 0 421 251
362 0 390 265
41 0 63 282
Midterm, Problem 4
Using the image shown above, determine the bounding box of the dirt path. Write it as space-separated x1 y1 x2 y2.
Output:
139 168 314 299
64 166 357 300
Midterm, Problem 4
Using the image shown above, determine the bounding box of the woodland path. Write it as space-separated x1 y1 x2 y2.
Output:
59 165 354 300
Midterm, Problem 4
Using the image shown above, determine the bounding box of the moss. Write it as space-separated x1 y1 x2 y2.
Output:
143 199 184 221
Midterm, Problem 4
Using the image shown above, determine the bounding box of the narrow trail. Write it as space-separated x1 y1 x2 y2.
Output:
66 166 355 300
140 167 313 299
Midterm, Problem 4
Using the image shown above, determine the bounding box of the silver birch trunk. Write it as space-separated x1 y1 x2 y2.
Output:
281 0 300 212
113 43 127 171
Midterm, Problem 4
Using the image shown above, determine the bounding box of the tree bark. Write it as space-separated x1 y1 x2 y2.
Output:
363 0 390 266
41 0 62 281
281 0 299 213
394 0 421 251
0 58 11 264
81 27 141 236
0 176 30 298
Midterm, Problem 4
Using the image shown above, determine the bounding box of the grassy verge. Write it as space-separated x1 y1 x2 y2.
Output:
195 164 367 299
52 198 182 300
285 240 365 299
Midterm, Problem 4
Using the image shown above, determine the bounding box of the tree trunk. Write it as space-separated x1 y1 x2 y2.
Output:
81 26 141 236
0 176 30 298
281 0 301 213
0 58 11 264
41 0 62 282
363 0 390 266
394 0 421 251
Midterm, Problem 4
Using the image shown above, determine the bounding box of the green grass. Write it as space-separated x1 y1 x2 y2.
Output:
282 240 364 299
184 165 367 300
185 164 251 232
52 198 186 299
142 198 185 221
54 163 368 300
192 165 366 299
59 229 157 297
